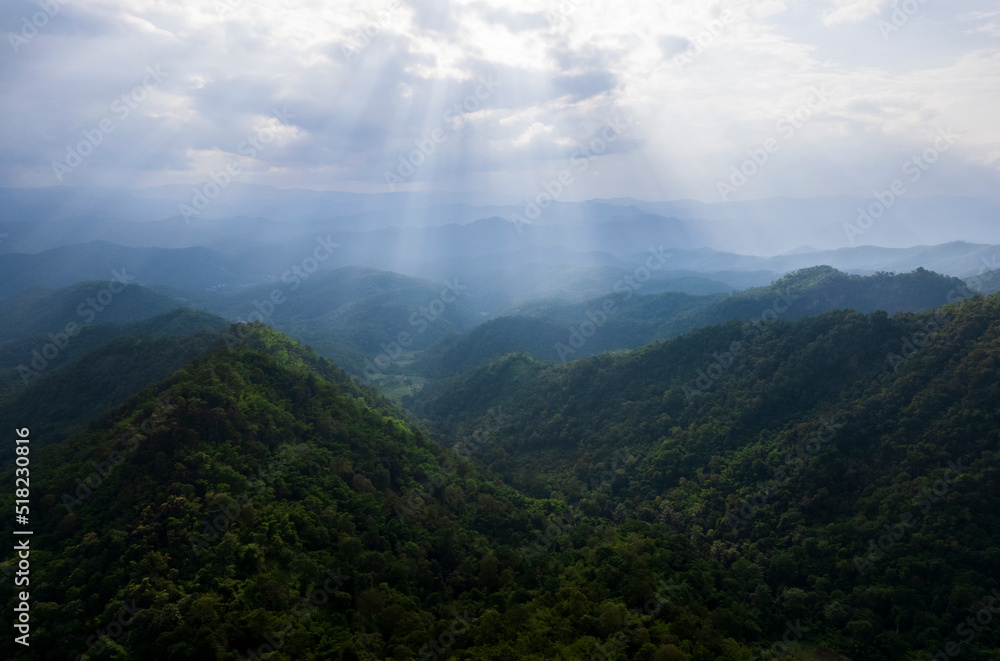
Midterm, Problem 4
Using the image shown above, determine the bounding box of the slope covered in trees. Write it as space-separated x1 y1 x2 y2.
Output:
412 266 968 379
1 326 756 661
410 290 1000 659
0 308 231 417
0 322 228 450
0 281 180 345
199 266 483 353
3 287 999 660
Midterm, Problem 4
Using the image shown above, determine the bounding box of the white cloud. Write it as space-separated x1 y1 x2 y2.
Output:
822 0 891 26
0 0 998 200
961 10 1000 37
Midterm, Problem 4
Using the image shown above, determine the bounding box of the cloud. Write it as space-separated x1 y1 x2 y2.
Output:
822 0 891 25
658 35 694 58
0 0 997 201
961 10 1000 37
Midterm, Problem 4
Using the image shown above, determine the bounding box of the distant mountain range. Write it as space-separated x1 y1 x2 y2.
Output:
3 186 999 259
0 232 997 306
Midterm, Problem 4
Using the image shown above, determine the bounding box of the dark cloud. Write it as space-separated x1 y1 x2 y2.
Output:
551 70 618 101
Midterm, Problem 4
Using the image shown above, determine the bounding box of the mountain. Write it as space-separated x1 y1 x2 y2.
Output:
4 187 999 257
413 290 719 378
601 195 1000 254
411 316 577 377
0 324 750 661
0 243 260 298
0 312 231 448
0 282 179 344
4 288 1000 659
0 304 229 396
195 266 484 378
3 223 997 309
670 265 969 333
412 267 968 378
408 291 1000 659
761 241 1000 279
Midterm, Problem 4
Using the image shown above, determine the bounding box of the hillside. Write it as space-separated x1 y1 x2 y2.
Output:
0 319 229 449
692 265 969 326
0 307 231 398
411 316 576 377
0 243 262 298
409 291 1000 659
412 267 967 378
0 325 752 661
0 281 180 344
198 266 484 379
2 290 999 659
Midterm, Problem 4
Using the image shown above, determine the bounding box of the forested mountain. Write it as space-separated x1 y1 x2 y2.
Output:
0 325 748 661
413 267 968 379
189 266 484 381
2 288 999 659
0 323 228 450
0 307 230 399
0 282 179 344
0 260 991 661
409 291 1000 659
412 316 589 377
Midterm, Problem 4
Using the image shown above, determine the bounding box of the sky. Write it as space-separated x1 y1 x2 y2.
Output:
1 0 999 203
